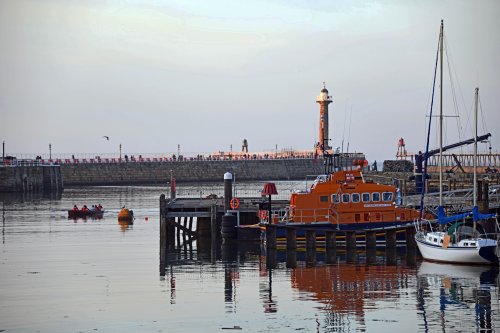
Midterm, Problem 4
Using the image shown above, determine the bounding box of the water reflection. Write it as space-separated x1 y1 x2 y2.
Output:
417 262 499 332
161 242 421 330
118 220 133 232
260 268 277 314
291 257 414 330
2 184 499 332
160 236 498 332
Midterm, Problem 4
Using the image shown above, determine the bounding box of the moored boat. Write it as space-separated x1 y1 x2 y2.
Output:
414 21 500 265
415 208 499 265
261 156 423 239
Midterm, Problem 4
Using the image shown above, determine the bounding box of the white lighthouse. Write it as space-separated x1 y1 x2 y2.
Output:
316 82 333 153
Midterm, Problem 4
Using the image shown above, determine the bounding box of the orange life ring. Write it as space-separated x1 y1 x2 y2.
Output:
230 197 240 209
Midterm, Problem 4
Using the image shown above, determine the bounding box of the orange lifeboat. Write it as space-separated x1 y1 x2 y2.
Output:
285 167 422 229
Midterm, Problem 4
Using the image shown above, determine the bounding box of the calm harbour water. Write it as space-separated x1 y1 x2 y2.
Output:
0 184 499 333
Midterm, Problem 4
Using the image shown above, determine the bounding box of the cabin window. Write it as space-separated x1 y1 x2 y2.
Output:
364 213 370 221
383 192 393 202
433 238 437 243
352 193 360 203
342 193 350 203
320 195 328 203
362 193 370 202
331 194 340 203
470 242 476 246
372 192 380 202
355 214 360 222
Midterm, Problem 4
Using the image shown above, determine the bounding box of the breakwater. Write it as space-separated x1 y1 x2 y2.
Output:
0 165 63 192
3 156 499 192
61 158 330 186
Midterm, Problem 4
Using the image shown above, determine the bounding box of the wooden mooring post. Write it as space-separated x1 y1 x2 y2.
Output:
365 230 377 250
346 231 356 250
158 194 175 250
386 229 397 249
160 194 167 275
286 249 297 268
405 228 416 251
211 204 218 240
325 230 337 251
305 229 317 265
325 230 337 264
286 228 296 249
266 224 277 250
305 230 316 249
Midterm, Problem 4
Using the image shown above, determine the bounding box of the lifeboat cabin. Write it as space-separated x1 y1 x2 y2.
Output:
287 167 420 230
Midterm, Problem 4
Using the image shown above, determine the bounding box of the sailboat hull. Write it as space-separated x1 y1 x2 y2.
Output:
416 234 499 264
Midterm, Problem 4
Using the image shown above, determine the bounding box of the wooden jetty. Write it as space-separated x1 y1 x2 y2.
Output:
159 193 289 249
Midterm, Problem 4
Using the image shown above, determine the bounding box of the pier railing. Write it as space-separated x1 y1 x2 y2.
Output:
0 159 55 167
2 150 325 162
0 154 323 166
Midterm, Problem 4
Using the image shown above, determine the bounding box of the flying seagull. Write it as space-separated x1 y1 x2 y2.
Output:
103 136 109 140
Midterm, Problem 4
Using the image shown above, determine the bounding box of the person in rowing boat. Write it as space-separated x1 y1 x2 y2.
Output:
73 205 78 212
90 205 97 212
81 205 89 212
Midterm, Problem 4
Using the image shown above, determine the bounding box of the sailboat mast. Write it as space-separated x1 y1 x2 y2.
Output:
439 20 444 206
473 87 478 207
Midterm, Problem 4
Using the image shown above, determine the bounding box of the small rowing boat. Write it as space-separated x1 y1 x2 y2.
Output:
68 210 104 219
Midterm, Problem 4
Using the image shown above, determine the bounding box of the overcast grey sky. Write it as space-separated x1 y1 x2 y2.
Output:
1 0 499 162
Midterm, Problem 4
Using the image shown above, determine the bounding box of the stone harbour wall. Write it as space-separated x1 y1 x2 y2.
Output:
61 159 327 186
0 165 63 192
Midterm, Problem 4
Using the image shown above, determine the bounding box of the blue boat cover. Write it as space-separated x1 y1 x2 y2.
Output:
472 206 495 222
437 206 496 225
437 206 471 225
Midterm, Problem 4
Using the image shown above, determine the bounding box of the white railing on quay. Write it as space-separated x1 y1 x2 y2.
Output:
0 159 57 167
1 153 330 165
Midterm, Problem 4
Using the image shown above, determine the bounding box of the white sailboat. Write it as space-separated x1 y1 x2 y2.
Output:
414 21 500 265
